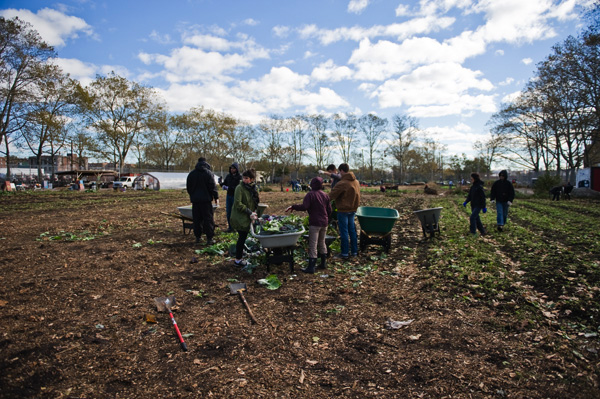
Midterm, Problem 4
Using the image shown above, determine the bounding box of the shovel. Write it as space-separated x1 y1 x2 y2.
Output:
154 296 188 351
229 283 258 325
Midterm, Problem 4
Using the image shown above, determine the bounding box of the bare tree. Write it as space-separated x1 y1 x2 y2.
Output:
358 113 388 182
304 114 330 168
79 72 163 175
259 115 288 185
141 111 185 170
18 65 77 180
389 114 419 183
0 17 56 177
331 113 358 164
287 115 306 180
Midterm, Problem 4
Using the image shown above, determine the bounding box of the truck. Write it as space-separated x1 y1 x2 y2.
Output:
112 175 137 190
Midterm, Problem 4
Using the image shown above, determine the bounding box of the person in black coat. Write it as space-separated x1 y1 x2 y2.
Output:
463 172 487 236
221 162 242 232
186 157 219 244
490 170 515 232
563 182 573 200
550 185 563 201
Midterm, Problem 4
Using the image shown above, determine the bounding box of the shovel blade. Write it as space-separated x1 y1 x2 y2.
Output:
154 295 177 312
229 283 247 295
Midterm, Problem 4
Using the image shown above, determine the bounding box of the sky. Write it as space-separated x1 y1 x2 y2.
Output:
1 0 595 164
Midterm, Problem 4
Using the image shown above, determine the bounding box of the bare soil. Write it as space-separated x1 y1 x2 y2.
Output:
0 188 598 398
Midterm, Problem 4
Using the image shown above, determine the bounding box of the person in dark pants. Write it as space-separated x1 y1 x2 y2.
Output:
490 170 515 232
563 182 573 200
463 172 487 236
230 169 259 267
221 162 242 232
550 185 563 201
186 157 219 245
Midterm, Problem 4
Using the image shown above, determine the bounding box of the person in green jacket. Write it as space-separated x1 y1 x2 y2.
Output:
230 169 260 267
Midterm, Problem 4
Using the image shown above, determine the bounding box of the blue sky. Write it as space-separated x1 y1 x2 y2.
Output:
1 0 594 162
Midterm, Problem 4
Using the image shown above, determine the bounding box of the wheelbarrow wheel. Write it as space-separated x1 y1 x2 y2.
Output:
383 234 392 252
359 231 369 252
429 226 436 238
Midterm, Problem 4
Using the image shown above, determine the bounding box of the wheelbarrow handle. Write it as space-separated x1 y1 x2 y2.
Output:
238 291 259 325
169 311 188 351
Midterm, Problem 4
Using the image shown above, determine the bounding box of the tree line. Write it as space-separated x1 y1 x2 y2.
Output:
3 5 599 185
484 6 600 183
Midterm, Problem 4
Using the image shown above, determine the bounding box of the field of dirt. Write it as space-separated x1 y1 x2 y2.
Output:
0 188 598 398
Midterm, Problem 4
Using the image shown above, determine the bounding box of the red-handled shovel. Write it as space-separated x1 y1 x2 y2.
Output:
154 296 188 351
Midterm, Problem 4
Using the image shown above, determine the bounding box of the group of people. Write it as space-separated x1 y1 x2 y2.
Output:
186 159 362 273
550 182 574 201
463 170 515 236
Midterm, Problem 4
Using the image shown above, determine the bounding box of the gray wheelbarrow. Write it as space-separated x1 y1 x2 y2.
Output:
413 207 443 238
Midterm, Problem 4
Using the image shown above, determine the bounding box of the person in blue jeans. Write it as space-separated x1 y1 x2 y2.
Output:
463 172 487 236
490 170 515 232
328 163 361 259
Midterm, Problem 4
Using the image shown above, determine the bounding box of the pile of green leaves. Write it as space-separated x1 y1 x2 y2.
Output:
256 214 304 235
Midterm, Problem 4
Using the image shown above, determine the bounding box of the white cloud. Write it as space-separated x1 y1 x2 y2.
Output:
470 0 560 44
522 58 533 65
242 18 259 26
372 62 496 117
0 7 94 47
139 46 254 83
51 57 97 86
298 16 455 45
547 0 581 21
311 60 353 82
499 77 515 86
348 0 370 14
304 51 317 59
502 91 522 104
395 4 411 16
139 32 270 83
272 25 290 38
349 35 485 80
158 67 349 123
495 49 504 56
422 122 485 156
149 30 173 45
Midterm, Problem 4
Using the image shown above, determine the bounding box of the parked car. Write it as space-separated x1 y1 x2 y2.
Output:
113 176 136 190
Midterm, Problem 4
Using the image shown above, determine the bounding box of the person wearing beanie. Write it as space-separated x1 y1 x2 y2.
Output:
221 162 242 232
463 172 487 236
490 170 515 232
286 176 332 274
230 169 260 268
186 157 219 245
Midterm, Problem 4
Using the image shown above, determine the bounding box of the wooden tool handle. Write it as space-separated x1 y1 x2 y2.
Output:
238 292 258 324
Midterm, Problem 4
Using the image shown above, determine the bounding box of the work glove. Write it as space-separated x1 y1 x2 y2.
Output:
483 208 487 213
463 202 467 207
318 170 324 174
490 200 496 204
250 212 258 221
223 185 228 190
507 201 512 206
285 206 292 212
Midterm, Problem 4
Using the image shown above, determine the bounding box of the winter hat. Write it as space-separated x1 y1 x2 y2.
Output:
310 177 324 190
499 170 508 178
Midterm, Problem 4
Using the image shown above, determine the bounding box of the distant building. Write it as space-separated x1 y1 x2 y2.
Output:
28 154 88 174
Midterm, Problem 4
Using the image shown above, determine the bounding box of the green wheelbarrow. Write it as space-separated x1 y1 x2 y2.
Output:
356 206 399 252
